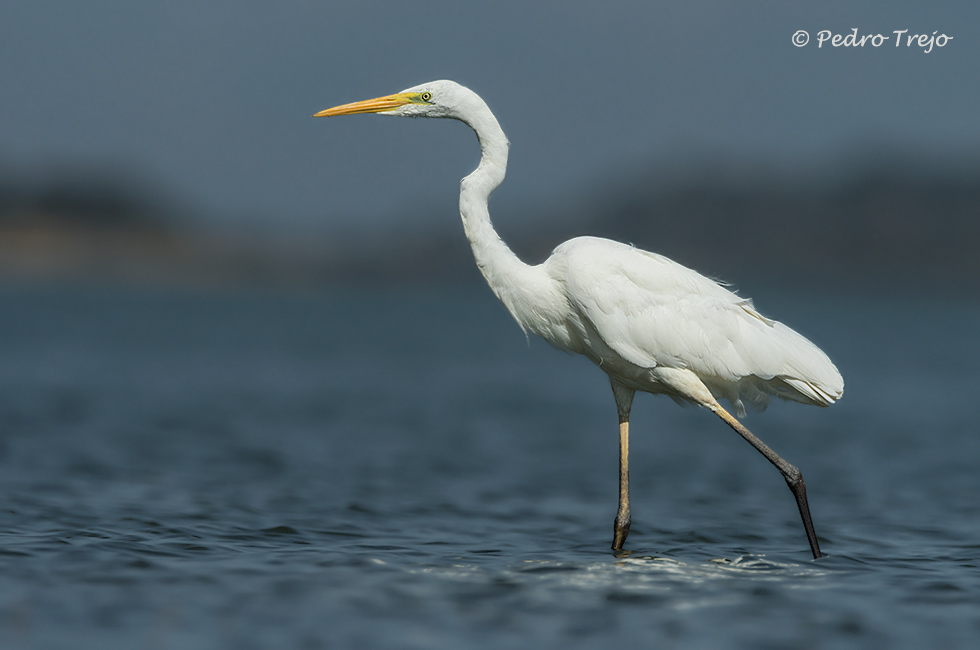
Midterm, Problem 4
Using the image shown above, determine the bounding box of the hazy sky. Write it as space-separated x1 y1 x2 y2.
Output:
2 1 977 232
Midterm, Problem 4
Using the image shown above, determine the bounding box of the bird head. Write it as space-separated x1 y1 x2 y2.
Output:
313 80 472 120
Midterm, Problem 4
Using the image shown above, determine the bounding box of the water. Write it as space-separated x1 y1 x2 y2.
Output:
0 284 978 649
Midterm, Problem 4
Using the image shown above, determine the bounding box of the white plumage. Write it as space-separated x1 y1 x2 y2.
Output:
315 79 842 559
540 236 842 416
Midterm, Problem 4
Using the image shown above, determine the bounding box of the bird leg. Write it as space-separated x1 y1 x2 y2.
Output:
611 383 635 551
612 415 631 550
710 404 823 559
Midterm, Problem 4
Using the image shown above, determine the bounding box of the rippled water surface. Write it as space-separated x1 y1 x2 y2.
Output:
1 285 978 649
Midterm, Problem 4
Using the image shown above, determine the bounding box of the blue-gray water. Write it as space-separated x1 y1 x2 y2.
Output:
1 284 978 649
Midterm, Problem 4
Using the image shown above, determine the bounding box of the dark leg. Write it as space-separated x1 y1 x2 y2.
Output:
710 404 823 559
611 383 635 551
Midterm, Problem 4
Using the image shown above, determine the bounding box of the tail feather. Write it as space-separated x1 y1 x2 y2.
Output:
778 376 843 407
726 318 844 415
763 321 844 406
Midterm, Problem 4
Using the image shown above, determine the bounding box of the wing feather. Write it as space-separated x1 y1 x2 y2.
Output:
554 237 843 410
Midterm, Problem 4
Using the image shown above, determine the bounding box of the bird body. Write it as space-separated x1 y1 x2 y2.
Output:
316 80 842 558
508 235 842 417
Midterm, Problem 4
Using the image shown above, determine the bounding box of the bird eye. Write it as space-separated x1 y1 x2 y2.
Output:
420 91 432 102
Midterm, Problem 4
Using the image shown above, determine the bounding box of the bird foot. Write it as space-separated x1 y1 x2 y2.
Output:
612 516 631 550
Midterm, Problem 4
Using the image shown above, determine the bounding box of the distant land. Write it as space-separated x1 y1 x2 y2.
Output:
1 154 978 291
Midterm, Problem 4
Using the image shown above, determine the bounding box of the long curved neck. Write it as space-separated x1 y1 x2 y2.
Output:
457 101 549 328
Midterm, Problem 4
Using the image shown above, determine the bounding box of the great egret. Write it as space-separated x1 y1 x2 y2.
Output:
315 80 843 559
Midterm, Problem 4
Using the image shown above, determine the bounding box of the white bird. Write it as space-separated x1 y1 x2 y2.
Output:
314 80 843 559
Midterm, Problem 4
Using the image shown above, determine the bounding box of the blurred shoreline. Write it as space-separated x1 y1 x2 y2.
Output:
2 154 978 291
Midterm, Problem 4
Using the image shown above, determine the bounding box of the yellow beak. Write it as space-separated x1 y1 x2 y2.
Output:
313 92 417 117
